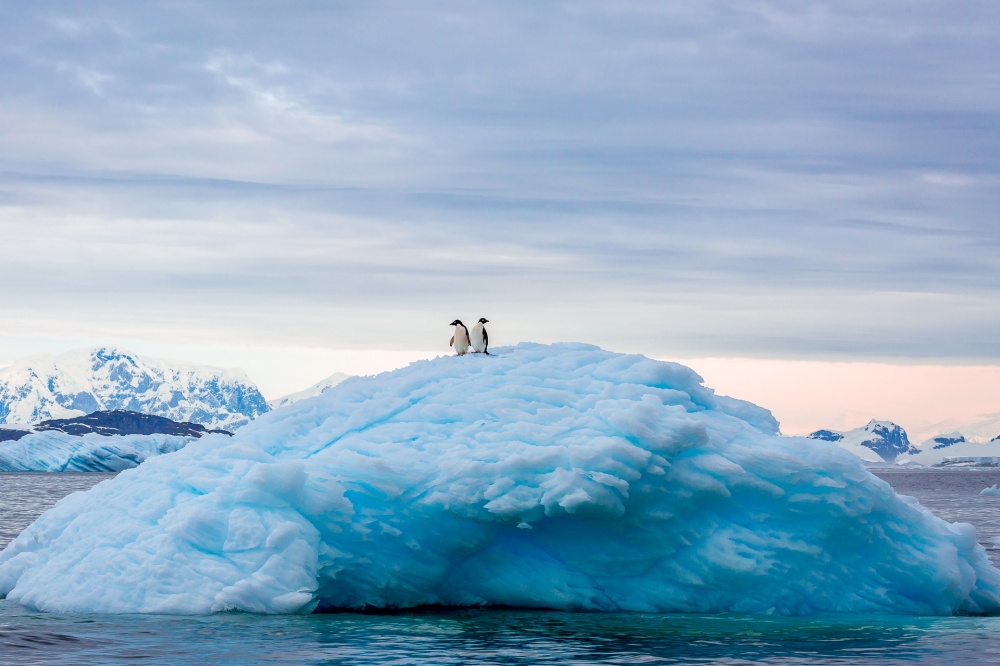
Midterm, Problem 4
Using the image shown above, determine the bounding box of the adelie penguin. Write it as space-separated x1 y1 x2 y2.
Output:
449 319 471 355
470 318 491 355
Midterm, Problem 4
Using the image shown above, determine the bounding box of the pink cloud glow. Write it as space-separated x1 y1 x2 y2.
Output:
675 358 1000 443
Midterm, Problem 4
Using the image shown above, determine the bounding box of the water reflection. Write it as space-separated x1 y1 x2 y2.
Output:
4 602 1000 665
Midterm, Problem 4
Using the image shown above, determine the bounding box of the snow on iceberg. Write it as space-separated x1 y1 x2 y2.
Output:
0 430 200 472
1 343 999 616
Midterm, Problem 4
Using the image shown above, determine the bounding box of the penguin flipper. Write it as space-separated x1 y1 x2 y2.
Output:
449 336 454 347
483 328 489 353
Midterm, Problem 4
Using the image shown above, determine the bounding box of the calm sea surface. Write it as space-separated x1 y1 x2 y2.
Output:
3 469 1000 665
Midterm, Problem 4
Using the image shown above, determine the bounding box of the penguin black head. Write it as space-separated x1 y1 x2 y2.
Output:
449 319 463 326
478 318 489 324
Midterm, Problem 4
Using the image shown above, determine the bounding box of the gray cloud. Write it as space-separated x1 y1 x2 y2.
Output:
1 1 999 361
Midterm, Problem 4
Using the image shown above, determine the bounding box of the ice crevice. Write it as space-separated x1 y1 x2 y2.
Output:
1 342 999 616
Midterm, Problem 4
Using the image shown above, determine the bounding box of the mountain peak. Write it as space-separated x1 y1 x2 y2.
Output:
865 419 902 431
91 346 134 363
269 372 352 410
809 420 915 463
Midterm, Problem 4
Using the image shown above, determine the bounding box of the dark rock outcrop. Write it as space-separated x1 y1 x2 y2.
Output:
0 428 31 443
808 429 844 442
34 410 232 438
931 434 966 450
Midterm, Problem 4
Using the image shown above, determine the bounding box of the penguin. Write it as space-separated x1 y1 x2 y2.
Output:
470 317 490 355
449 319 471 355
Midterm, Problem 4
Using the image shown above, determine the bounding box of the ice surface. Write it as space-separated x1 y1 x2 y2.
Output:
0 431 198 472
1 343 999 616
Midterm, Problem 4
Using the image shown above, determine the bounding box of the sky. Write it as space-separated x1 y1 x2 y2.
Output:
1 2 998 438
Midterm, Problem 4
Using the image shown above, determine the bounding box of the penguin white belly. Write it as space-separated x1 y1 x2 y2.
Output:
453 326 470 355
470 323 486 353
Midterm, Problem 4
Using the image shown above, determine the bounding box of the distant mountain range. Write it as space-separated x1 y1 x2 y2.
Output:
0 347 270 431
0 409 232 442
268 372 351 410
2 346 995 466
920 412 1000 444
809 419 1000 466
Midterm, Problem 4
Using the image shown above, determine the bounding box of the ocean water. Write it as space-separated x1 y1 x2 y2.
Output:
3 469 1000 665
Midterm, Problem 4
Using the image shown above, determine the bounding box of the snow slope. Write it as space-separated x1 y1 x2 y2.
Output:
0 347 269 430
268 373 351 410
0 431 199 472
920 432 967 450
1 343 998 616
807 420 917 463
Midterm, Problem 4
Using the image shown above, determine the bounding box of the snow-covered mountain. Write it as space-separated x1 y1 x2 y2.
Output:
808 419 917 463
894 432 1000 467
0 348 269 430
269 372 351 410
922 413 1000 444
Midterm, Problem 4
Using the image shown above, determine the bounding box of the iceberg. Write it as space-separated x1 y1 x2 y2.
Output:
1 343 998 615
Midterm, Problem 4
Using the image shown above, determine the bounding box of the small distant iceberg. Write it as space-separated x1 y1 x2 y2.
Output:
0 410 231 472
981 485 1000 496
1 343 998 616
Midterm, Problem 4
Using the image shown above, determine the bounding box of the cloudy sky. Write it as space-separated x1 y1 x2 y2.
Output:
2 2 998 436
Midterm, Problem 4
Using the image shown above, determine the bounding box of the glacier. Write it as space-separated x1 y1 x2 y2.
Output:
1 342 999 616
0 430 200 472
